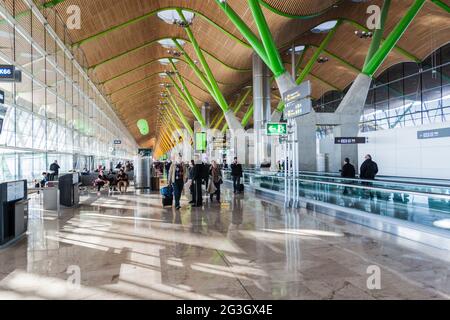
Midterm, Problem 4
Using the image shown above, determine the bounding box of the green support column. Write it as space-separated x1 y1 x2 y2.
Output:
362 0 426 77
247 0 285 77
364 0 391 68
177 10 230 113
214 88 251 130
166 71 206 128
166 91 195 138
221 88 252 133
168 59 206 127
241 103 254 128
297 20 341 84
214 0 271 68
431 0 450 13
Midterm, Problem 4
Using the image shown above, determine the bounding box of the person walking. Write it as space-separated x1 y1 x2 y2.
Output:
49 160 60 181
360 154 379 180
230 157 243 194
209 160 223 203
341 158 356 195
192 156 204 207
168 157 185 210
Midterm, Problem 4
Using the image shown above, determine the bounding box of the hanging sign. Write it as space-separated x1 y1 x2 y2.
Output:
335 137 368 144
283 81 312 119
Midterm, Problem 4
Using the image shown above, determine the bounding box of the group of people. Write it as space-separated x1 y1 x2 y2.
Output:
341 154 379 180
165 156 244 210
94 162 131 195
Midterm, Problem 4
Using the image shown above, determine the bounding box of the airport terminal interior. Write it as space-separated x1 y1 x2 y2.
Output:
0 0 450 300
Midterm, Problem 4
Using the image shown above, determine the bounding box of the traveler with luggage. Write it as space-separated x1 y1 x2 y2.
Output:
168 157 185 210
188 160 195 204
230 157 243 194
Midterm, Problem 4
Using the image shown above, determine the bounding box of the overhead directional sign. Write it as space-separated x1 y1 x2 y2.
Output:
113 140 122 145
283 81 312 119
335 137 368 144
266 122 287 136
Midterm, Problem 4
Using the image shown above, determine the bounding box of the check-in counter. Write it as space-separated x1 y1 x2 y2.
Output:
0 180 28 248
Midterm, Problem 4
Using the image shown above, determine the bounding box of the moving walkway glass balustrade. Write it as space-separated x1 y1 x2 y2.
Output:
223 170 450 232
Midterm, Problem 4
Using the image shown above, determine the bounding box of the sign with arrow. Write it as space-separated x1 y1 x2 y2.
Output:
266 123 287 136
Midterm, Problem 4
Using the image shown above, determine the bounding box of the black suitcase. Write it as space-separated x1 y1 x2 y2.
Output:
162 195 173 207
239 184 244 193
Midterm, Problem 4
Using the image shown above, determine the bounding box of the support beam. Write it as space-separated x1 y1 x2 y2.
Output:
166 90 195 138
431 0 450 13
362 0 426 77
166 71 206 128
297 20 342 84
248 0 285 77
168 59 206 127
221 88 252 133
364 0 391 68
177 9 230 113
241 103 254 128
214 0 271 67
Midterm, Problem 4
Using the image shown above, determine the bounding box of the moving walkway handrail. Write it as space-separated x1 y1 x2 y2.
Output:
224 169 450 195
228 170 450 201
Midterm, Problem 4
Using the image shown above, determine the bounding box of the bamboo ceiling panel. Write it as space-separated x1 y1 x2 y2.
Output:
38 0 450 146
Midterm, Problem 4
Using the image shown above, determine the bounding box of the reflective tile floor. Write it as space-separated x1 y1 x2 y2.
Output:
1 187 450 300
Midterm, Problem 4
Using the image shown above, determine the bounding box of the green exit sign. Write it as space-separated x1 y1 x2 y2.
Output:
266 123 287 136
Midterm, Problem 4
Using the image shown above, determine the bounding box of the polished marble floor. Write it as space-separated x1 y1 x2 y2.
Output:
1 186 450 300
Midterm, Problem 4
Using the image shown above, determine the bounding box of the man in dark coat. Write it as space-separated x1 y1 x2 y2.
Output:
360 154 379 180
230 157 243 194
341 158 356 195
341 158 356 178
192 157 204 207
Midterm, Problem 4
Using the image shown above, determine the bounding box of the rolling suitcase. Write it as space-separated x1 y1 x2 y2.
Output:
239 183 244 193
162 195 173 207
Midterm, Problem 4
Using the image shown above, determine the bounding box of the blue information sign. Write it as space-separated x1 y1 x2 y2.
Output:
0 65 15 80
417 127 450 140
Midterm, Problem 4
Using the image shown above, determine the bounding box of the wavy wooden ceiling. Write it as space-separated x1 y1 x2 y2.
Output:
34 0 450 148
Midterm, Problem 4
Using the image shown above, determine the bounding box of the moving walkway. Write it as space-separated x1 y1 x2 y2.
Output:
223 169 450 250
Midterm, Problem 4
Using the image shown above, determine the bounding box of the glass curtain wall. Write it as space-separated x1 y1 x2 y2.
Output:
313 43 450 132
0 0 137 183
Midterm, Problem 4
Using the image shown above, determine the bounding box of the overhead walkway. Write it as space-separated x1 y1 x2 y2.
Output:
223 170 450 250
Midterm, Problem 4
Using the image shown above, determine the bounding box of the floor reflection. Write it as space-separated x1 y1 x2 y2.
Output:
0 187 449 300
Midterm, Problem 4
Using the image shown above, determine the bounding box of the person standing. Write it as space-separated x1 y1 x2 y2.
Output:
209 160 223 203
49 160 60 181
360 154 379 180
188 160 195 204
230 157 243 194
192 156 204 207
117 169 129 193
168 157 185 210
341 158 356 178
165 160 172 180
